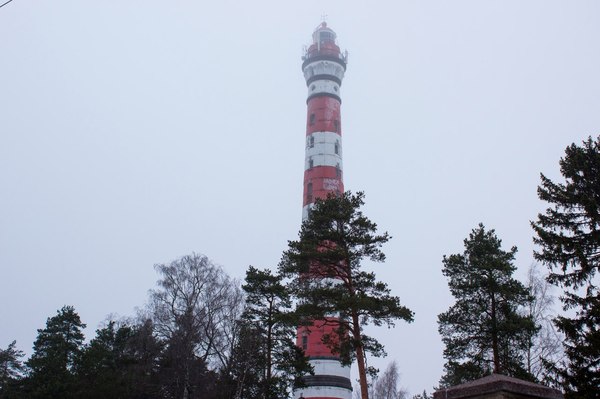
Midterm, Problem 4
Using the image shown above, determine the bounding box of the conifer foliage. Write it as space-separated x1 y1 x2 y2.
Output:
26 305 86 399
234 266 311 398
532 136 600 398
280 191 414 399
438 224 537 387
0 340 25 396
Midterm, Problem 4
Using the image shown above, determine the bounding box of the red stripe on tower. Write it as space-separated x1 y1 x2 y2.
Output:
295 22 352 399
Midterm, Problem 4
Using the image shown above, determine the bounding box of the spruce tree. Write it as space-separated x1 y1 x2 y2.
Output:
532 136 600 398
438 224 537 386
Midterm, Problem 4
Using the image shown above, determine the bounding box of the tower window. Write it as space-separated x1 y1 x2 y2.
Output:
334 140 339 155
307 182 313 203
336 163 341 178
334 119 339 132
310 113 315 126
320 31 335 42
309 136 315 148
309 157 314 169
302 335 308 350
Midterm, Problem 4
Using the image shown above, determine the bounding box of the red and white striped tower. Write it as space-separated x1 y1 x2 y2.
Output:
295 22 352 399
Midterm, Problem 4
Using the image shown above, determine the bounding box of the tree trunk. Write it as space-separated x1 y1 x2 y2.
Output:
490 293 500 374
353 312 369 399
266 320 272 399
183 371 189 399
235 369 246 399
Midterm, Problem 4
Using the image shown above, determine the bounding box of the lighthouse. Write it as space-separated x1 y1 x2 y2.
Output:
295 22 352 399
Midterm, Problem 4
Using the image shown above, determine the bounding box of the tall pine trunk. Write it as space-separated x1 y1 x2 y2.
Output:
352 312 369 399
266 315 272 399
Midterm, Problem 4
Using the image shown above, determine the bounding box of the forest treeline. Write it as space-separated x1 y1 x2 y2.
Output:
1 252 316 399
2 136 600 399
0 254 249 399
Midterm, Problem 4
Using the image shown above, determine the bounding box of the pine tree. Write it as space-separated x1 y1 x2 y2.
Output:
74 321 130 398
240 266 312 399
74 320 165 399
219 323 265 399
532 136 600 398
26 306 86 399
280 191 414 399
438 224 537 386
0 340 25 397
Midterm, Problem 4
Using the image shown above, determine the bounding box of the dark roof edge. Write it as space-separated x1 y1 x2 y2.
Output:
433 375 563 399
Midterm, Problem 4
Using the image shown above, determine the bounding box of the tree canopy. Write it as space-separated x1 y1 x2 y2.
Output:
522 263 564 384
438 224 537 386
280 191 414 399
149 253 244 398
532 135 600 398
26 305 86 399
369 360 407 399
74 319 167 399
0 340 25 397
223 266 312 398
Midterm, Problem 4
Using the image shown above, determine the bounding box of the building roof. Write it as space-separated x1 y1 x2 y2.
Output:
433 374 563 399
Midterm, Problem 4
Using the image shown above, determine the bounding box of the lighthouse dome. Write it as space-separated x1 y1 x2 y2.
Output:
303 22 347 69
312 22 337 44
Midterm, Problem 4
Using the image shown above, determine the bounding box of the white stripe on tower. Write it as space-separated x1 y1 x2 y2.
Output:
295 22 351 399
305 132 343 170
307 79 342 99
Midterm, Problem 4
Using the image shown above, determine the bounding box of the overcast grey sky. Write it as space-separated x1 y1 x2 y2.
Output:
1 0 599 395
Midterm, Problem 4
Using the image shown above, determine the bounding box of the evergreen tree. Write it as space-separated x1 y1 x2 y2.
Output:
75 321 132 398
239 266 312 398
219 323 266 399
280 191 414 399
0 340 25 398
26 306 86 399
438 224 537 386
158 343 217 399
532 136 600 398
122 319 164 398
75 320 164 399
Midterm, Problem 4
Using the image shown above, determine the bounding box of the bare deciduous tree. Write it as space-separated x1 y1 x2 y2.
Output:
149 253 244 399
523 263 564 381
354 361 408 399
372 361 408 399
